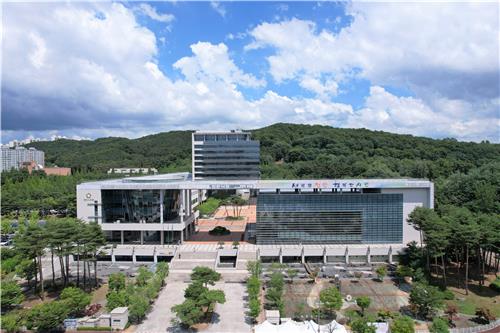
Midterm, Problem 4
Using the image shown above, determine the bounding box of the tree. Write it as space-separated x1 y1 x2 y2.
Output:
0 280 24 309
184 281 208 300
356 296 371 315
172 299 205 327
26 301 70 332
198 289 226 313
14 221 47 298
375 266 387 281
191 266 221 287
429 318 449 333
390 316 415 333
60 287 91 317
247 276 261 297
409 283 444 319
106 290 128 311
136 266 153 287
232 241 240 248
156 262 169 282
108 272 126 291
319 286 343 314
247 260 262 277
128 292 150 324
351 318 376 333
249 297 260 321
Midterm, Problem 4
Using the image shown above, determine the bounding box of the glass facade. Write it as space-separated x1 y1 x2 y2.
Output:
193 133 260 180
101 190 180 223
256 193 403 245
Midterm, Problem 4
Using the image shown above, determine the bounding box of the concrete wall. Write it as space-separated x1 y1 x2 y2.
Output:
76 187 102 222
381 187 432 245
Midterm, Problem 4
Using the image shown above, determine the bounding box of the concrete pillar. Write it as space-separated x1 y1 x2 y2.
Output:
256 248 260 261
279 247 283 264
301 247 305 264
345 247 349 265
180 230 184 243
367 247 371 264
160 190 164 224
132 248 136 263
140 231 144 245
323 247 327 264
112 248 116 263
160 231 164 245
120 231 124 245
154 248 158 263
388 246 393 264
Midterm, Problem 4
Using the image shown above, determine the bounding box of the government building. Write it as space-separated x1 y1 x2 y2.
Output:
76 131 433 263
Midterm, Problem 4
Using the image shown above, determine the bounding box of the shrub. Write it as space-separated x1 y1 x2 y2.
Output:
390 316 415 333
351 318 377 333
76 326 112 331
26 301 70 332
356 296 371 315
475 307 496 324
441 289 455 300
1 313 22 333
208 226 231 236
320 286 343 314
375 266 387 281
0 280 24 309
430 318 449 333
60 287 92 317
490 277 500 292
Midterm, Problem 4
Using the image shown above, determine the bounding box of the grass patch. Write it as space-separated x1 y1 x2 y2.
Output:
197 197 221 216
447 285 500 317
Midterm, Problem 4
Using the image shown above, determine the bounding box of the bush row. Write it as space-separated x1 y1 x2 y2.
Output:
106 262 169 324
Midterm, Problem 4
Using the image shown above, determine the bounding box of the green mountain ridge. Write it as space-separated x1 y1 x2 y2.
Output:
25 123 499 180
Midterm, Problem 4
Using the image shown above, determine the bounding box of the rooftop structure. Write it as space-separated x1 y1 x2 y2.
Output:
192 130 260 180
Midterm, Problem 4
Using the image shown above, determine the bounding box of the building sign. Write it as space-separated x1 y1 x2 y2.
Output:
208 184 255 190
289 181 370 189
64 319 78 330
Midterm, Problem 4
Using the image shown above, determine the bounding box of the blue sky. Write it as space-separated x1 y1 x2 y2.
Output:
2 1 499 143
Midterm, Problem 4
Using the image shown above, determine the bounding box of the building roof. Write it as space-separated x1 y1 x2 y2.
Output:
77 172 433 191
110 307 128 314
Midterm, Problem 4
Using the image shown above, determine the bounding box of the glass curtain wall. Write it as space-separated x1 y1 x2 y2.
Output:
102 190 180 223
256 192 403 245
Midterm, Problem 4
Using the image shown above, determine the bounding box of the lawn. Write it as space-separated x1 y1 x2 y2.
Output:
197 197 221 216
447 286 500 317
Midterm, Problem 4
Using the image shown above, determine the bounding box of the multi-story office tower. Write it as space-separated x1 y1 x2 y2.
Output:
1 147 45 172
192 131 260 180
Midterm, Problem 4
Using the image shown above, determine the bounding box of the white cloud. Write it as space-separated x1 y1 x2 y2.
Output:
2 2 498 143
210 1 226 18
173 42 265 88
346 86 500 142
246 2 499 141
136 3 174 23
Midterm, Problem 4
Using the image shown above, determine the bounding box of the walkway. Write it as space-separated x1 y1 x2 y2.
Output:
136 279 188 333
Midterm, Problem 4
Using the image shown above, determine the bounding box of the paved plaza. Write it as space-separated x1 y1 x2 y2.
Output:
137 278 251 333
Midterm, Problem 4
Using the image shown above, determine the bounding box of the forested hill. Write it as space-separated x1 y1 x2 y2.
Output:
25 123 499 180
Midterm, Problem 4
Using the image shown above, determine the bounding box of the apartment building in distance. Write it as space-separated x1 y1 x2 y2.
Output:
192 130 260 180
1 146 45 172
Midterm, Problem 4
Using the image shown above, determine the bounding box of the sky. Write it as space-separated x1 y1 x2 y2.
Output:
1 1 499 143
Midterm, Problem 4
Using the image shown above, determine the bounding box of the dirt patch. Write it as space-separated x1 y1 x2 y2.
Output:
340 279 409 311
